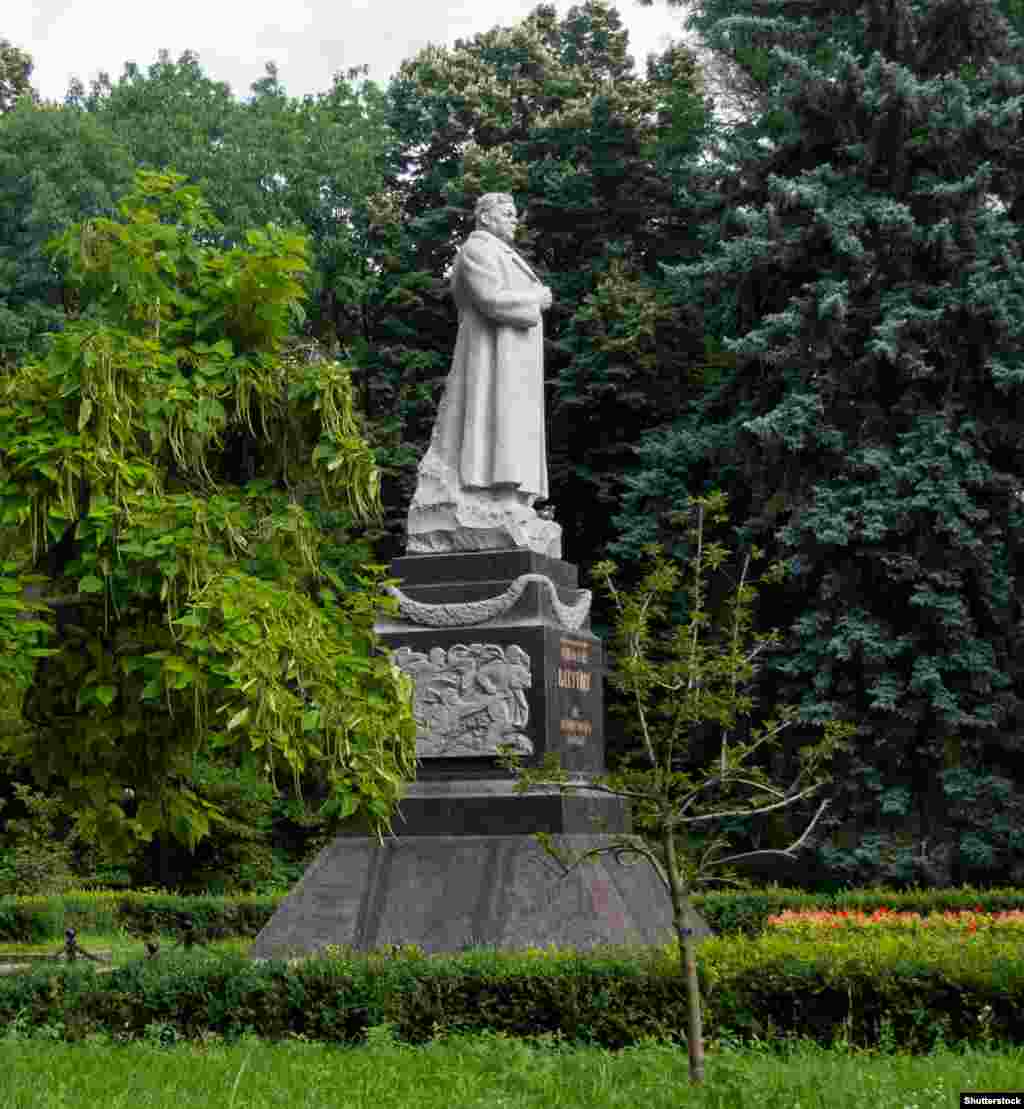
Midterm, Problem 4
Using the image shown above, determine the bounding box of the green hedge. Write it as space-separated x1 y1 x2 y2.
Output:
1 930 1021 1052
0 891 281 942
698 928 1024 1050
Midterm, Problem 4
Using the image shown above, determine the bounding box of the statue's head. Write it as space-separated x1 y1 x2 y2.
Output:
475 193 517 243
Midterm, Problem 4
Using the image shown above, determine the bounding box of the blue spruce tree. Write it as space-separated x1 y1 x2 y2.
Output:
615 0 1024 886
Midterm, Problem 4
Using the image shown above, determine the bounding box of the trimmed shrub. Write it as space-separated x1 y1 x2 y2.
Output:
0 930 1020 1052
0 890 280 942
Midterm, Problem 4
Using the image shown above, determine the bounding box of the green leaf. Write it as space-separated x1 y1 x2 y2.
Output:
302 708 321 732
172 667 195 690
79 574 104 593
78 397 93 431
227 706 250 731
321 793 359 821
95 684 117 706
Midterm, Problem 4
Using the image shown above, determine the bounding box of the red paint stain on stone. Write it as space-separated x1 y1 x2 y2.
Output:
591 878 626 931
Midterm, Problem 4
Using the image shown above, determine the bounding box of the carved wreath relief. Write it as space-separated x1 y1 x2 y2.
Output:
385 573 591 630
392 643 534 758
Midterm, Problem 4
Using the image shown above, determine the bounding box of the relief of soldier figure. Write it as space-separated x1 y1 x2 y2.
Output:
393 643 534 758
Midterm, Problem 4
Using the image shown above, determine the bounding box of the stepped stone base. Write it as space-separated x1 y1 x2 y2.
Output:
358 779 630 837
250 833 711 958
252 545 713 961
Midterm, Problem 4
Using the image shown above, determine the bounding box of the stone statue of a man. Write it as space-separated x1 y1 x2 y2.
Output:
406 194 562 558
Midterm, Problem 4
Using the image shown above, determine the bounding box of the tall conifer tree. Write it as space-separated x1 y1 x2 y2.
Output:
615 0 1024 886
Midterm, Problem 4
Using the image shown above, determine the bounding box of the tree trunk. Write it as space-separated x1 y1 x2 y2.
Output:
663 827 705 1085
680 925 705 1085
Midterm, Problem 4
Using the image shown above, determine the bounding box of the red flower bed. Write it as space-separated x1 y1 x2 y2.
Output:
766 906 1024 935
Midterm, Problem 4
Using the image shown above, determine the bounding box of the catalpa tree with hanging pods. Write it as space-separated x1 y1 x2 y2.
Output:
0 170 417 855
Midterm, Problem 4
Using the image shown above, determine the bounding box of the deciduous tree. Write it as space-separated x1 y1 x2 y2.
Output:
0 99 133 366
0 171 417 857
78 52 395 351
0 38 35 114
501 490 856 1084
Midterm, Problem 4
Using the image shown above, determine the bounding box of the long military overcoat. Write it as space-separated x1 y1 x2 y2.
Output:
419 228 548 500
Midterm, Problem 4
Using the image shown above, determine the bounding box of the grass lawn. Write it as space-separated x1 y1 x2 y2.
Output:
0 1033 1022 1108
1 930 1022 1106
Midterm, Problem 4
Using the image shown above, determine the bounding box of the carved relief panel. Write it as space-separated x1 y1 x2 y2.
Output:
392 642 535 758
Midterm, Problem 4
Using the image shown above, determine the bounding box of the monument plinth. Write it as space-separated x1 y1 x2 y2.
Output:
373 548 623 836
250 194 708 959
249 543 712 957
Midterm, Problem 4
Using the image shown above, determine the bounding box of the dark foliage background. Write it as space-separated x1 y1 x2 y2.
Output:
3 0 1024 889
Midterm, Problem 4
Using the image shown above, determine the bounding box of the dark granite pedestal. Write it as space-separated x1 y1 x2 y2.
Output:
250 834 691 956
377 549 607 776
250 550 711 959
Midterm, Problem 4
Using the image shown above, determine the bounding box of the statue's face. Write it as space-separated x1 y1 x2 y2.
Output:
483 201 517 243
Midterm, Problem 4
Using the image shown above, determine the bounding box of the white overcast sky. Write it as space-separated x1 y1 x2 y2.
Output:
10 0 698 104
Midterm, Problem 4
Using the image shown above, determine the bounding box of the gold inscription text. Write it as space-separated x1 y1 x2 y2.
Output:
560 637 591 663
558 668 591 691
559 718 593 737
